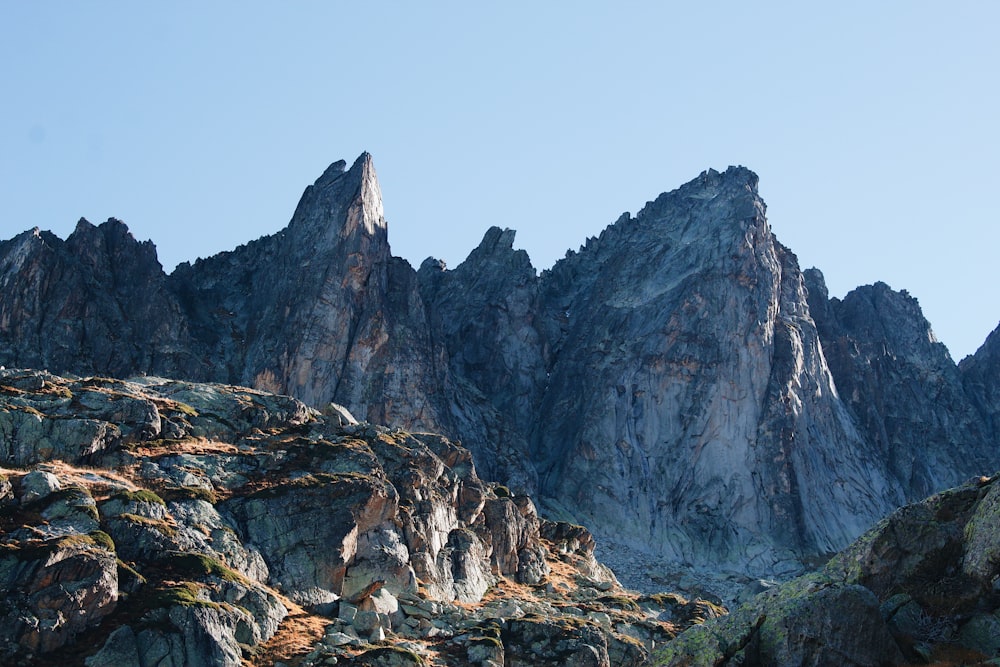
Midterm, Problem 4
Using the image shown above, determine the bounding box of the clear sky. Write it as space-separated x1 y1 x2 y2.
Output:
1 2 997 360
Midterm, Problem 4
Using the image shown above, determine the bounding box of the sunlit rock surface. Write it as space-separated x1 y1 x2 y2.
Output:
2 369 687 666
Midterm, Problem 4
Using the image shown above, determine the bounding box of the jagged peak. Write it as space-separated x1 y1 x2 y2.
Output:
349 151 384 238
545 166 767 285
636 165 762 223
453 226 535 278
477 226 517 252
803 267 829 301
73 217 95 233
2 227 46 255
318 158 348 183
287 151 386 246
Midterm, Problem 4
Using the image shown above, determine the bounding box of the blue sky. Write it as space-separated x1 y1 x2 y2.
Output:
1 2 997 359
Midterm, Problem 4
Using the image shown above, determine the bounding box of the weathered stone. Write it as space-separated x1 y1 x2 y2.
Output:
962 478 1000 585
955 612 1000 656
805 271 993 502
0 534 118 658
322 402 358 426
85 625 140 667
5 156 1000 665
467 635 504 666
20 469 62 503
654 575 901 666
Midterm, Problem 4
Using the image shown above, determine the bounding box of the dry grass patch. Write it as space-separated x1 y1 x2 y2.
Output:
245 595 327 667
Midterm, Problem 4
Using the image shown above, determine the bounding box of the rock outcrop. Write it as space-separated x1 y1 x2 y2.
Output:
1 368 702 666
7 359 1000 667
1 154 999 593
654 473 1000 666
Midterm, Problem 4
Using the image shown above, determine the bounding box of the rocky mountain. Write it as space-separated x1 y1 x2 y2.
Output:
4 369 1000 666
1 153 998 595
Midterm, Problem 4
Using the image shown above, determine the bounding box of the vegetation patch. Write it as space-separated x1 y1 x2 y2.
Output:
644 592 688 606
597 594 641 612
146 581 221 610
468 635 502 648
11 405 44 418
355 646 425 665
117 558 146 586
0 532 109 562
88 529 116 551
165 552 245 584
112 488 166 505
160 485 218 504
245 471 377 500
79 377 128 389
113 512 177 537
41 382 74 399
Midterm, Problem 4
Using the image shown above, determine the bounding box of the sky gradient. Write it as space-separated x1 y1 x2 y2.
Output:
1 2 997 359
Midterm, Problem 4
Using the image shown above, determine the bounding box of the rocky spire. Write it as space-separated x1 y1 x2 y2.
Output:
286 152 387 255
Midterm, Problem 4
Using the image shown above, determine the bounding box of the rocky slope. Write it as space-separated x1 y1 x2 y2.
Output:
655 472 1000 665
1 368 718 666
4 369 1000 666
1 154 998 592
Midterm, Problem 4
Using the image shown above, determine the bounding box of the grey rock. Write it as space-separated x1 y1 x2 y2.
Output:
0 531 118 658
955 612 1000 656
0 373 671 666
322 402 358 426
20 469 62 503
963 469 1000 584
85 625 140 667
655 575 902 667
960 319 1000 440
805 270 994 501
467 636 504 666
658 474 1000 666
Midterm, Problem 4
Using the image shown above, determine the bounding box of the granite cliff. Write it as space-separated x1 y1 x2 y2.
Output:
1 153 998 595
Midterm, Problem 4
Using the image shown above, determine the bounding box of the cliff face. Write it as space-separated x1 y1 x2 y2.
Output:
0 220 194 376
525 169 904 577
805 271 994 500
959 321 1000 442
1 154 998 587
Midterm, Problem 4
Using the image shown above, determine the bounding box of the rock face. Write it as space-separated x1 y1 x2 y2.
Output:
2 368 696 666
654 474 1000 666
0 220 195 377
804 271 994 500
1 154 999 590
525 169 899 579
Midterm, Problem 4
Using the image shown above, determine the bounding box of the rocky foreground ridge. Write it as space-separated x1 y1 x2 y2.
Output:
658 472 1000 665
2 153 999 593
0 368 707 666
4 369 1000 666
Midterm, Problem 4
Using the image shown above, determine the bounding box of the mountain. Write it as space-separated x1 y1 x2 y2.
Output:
4 368 999 665
1 153 998 594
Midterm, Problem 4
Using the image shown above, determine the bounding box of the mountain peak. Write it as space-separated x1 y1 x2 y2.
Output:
287 152 385 247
